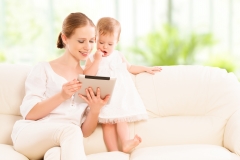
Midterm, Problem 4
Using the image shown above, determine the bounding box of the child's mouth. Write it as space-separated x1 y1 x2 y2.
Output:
103 51 108 56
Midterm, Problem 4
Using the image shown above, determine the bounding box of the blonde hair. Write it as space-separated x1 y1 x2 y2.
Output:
96 17 121 41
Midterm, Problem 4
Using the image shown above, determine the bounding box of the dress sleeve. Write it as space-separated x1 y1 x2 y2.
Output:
20 63 47 119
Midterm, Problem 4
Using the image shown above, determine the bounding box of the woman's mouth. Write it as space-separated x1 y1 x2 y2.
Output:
79 51 88 57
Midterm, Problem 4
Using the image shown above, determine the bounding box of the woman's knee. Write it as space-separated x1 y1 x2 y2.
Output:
59 124 83 141
44 147 60 160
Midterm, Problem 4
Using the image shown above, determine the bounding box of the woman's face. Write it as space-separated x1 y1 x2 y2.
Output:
63 25 95 61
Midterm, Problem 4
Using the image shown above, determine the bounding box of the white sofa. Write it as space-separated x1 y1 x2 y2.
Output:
1 63 240 160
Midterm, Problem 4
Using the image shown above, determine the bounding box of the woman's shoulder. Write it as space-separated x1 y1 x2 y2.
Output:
29 62 50 76
33 61 49 68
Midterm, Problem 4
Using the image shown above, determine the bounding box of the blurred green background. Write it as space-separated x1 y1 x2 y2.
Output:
0 0 240 78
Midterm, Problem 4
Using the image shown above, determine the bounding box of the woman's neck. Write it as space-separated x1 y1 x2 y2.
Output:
59 52 81 70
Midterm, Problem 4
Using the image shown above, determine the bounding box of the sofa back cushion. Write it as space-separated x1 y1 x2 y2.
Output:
134 66 240 148
0 64 31 144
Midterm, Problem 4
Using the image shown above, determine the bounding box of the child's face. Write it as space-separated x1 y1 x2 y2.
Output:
97 32 118 57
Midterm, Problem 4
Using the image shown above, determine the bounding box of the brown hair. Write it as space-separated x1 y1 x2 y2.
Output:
57 12 95 49
96 17 121 41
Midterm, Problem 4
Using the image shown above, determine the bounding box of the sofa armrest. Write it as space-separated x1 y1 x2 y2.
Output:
224 109 240 155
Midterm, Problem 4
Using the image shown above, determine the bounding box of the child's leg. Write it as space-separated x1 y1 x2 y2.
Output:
102 123 119 151
116 122 142 153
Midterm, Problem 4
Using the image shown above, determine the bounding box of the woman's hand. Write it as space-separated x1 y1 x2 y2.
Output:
145 66 162 74
60 79 81 100
78 87 110 113
80 87 110 137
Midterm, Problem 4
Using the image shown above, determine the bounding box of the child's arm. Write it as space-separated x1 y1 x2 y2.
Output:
119 52 162 75
83 50 103 76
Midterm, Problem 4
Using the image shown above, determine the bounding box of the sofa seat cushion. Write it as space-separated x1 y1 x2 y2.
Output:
0 144 28 160
87 151 129 160
130 144 240 160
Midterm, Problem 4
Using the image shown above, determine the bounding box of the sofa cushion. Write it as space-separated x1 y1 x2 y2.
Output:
87 151 129 160
0 144 28 160
130 144 240 160
135 65 240 118
0 64 31 115
134 116 225 149
134 66 240 147
0 114 22 145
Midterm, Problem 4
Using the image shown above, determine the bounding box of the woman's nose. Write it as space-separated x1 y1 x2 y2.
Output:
84 42 91 50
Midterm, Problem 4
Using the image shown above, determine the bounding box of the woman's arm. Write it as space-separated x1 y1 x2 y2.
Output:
26 93 65 120
80 88 110 137
26 79 81 120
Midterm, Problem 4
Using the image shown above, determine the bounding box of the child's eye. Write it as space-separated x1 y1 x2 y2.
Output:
99 42 103 44
109 44 113 46
90 40 95 43
78 40 84 43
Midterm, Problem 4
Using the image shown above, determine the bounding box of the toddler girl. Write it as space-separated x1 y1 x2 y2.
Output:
84 17 161 153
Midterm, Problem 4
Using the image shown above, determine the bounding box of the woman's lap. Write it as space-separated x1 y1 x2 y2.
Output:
13 122 85 160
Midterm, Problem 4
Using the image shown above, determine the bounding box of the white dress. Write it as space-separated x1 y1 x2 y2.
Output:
89 50 148 123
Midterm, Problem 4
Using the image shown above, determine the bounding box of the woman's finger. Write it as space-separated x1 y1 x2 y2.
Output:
78 94 89 103
88 88 96 99
96 87 101 99
65 83 81 91
85 88 92 101
69 87 80 92
65 80 80 87
102 95 110 104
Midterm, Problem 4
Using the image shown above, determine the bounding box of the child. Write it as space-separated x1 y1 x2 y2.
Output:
84 17 162 153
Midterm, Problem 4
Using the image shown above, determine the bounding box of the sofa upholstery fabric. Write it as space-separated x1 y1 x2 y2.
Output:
1 64 240 160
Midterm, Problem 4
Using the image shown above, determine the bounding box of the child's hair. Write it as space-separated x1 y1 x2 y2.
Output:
57 12 95 49
96 17 121 41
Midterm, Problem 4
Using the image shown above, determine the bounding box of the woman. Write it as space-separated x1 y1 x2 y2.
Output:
11 12 109 160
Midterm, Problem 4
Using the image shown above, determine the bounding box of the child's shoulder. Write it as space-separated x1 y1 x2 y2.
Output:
113 50 124 57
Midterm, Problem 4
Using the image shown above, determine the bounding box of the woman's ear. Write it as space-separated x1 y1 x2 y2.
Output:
61 33 68 45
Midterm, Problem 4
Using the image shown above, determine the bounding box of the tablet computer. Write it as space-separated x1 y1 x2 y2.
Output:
74 75 117 104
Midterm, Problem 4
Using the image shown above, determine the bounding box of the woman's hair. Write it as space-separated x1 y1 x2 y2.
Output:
57 12 95 49
96 17 121 41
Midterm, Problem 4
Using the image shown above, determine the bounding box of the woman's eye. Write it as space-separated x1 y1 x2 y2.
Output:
78 40 84 43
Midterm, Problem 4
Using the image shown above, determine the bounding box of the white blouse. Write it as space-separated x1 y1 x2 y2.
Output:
11 62 88 142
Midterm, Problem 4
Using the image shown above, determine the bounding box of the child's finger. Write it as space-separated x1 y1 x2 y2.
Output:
148 70 155 74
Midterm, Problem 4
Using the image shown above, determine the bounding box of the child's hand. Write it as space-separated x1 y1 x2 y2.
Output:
145 66 162 74
94 49 103 61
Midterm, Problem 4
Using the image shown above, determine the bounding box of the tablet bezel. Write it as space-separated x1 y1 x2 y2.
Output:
74 75 116 104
